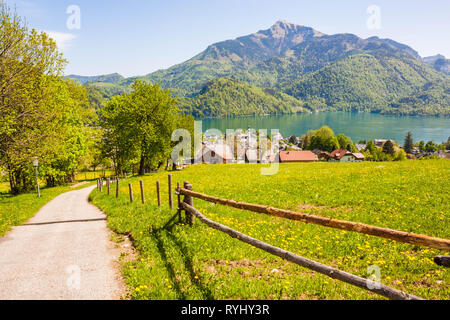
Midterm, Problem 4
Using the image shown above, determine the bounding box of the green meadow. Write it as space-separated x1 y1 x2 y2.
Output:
90 160 450 300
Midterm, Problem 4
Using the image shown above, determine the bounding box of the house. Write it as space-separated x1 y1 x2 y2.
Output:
352 153 366 162
195 144 235 164
312 149 330 161
329 149 357 162
329 149 366 162
260 150 278 163
374 139 388 147
279 151 318 163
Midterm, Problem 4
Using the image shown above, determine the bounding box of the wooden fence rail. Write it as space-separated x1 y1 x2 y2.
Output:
179 188 450 252
181 201 423 300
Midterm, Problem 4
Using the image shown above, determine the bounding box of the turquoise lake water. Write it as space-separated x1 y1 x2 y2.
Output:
199 112 450 143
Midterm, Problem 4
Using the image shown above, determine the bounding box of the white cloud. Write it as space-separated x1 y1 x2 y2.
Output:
44 31 77 51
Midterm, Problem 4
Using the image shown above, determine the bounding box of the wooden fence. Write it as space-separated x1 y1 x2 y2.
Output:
176 182 429 300
177 188 450 252
96 175 450 300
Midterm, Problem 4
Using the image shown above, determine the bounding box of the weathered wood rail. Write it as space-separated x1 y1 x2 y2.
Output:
178 188 450 252
180 201 423 300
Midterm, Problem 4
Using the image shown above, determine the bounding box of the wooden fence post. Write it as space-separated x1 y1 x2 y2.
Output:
140 180 145 204
107 178 111 195
99 178 103 192
129 183 134 203
116 178 120 198
183 181 195 225
177 183 182 222
168 174 173 210
156 181 161 207
96 179 99 190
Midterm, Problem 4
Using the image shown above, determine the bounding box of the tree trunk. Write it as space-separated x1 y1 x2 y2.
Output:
139 156 145 176
165 158 170 171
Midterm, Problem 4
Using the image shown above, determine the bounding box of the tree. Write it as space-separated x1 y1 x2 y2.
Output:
0 3 93 194
337 134 352 150
425 141 438 153
347 143 358 153
365 140 381 161
418 141 425 153
301 134 311 150
100 81 180 176
382 140 395 156
395 149 407 161
404 132 414 154
307 126 337 151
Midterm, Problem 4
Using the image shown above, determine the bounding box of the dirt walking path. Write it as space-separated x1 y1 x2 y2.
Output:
0 186 125 300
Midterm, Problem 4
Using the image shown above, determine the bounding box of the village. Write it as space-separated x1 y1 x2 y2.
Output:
190 129 450 165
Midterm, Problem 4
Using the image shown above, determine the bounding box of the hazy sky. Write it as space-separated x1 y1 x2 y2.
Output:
6 0 450 77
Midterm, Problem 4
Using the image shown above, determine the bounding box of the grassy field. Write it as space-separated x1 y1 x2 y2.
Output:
0 182 94 237
0 182 10 193
89 160 450 300
75 170 115 182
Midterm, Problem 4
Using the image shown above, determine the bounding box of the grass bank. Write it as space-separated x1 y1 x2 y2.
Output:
90 160 449 300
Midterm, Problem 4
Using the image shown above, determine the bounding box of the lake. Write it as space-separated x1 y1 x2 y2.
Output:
200 112 450 143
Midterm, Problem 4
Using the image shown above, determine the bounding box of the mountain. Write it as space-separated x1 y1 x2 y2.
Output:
386 80 450 115
127 21 326 95
66 73 124 85
423 54 450 75
83 21 450 116
181 77 305 117
283 53 445 114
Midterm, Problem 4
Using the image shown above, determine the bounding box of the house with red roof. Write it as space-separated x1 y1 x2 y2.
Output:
328 149 365 162
279 151 318 163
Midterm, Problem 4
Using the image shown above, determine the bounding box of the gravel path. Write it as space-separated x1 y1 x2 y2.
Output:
0 186 125 300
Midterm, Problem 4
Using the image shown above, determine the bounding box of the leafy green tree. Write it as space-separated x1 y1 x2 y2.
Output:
418 141 425 153
337 134 352 150
395 149 407 161
348 143 358 153
100 81 180 175
365 140 382 161
323 136 340 152
425 141 438 153
307 126 338 152
382 140 395 156
301 134 311 150
0 4 94 194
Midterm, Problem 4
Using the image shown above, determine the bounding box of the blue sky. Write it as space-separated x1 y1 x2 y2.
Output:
6 0 450 77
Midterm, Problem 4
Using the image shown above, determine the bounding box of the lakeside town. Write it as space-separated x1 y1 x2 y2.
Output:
191 127 450 166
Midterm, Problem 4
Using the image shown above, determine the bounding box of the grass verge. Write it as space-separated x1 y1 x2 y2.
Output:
90 160 449 300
